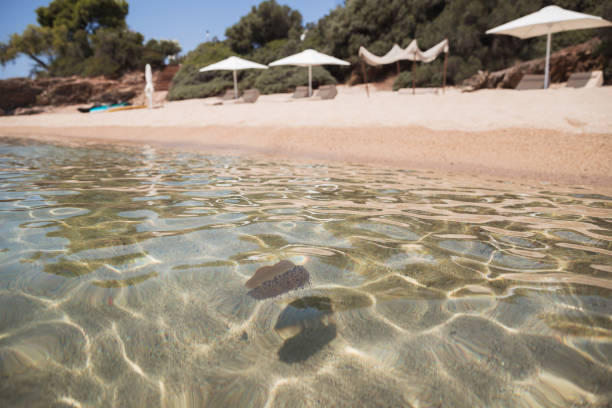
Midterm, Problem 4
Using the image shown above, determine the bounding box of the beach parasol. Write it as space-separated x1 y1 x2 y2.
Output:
199 56 268 99
269 49 350 97
486 5 612 89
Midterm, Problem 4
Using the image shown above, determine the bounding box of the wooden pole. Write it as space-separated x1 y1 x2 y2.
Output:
233 70 238 99
544 31 552 89
442 51 448 94
412 53 416 95
396 61 400 76
308 65 312 97
361 59 370 98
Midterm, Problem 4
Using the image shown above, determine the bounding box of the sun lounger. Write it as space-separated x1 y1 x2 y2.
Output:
515 74 545 90
566 70 603 88
398 87 439 95
316 85 338 100
241 89 260 103
221 89 238 100
208 89 260 106
292 86 309 99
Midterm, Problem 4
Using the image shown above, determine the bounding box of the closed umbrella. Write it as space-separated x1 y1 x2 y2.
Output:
145 64 154 109
199 56 268 99
269 49 350 97
486 5 612 88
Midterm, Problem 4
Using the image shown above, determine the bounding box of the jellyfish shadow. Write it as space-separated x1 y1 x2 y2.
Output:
278 321 337 363
275 296 337 364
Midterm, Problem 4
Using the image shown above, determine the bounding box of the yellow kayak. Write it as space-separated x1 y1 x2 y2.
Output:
107 105 147 112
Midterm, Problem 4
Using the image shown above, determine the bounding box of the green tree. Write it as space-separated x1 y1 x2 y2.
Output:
313 0 609 86
36 0 128 34
143 39 182 69
0 0 180 78
225 0 303 53
0 25 55 72
81 28 145 76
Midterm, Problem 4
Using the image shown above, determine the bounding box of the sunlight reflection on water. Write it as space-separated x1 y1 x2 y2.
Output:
1 137 611 407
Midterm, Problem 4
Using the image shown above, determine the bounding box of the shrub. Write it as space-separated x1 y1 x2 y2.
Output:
168 39 337 100
254 65 336 94
166 78 233 101
392 60 446 90
167 42 234 100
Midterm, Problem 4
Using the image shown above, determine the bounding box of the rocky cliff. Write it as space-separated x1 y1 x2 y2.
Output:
0 68 179 114
463 38 605 91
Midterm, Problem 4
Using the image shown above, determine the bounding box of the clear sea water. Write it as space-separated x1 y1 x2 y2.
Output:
0 137 611 407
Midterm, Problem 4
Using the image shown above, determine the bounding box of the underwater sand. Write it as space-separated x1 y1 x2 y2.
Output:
0 138 611 407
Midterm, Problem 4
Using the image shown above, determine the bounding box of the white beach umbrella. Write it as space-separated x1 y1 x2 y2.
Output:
199 56 268 99
486 5 612 88
269 49 350 97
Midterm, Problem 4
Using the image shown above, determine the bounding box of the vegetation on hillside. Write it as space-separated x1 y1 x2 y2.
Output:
2 0 610 94
0 0 180 78
168 1 336 100
170 0 611 100
309 0 611 88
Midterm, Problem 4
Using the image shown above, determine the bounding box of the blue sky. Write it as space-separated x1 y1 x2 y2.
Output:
0 0 343 79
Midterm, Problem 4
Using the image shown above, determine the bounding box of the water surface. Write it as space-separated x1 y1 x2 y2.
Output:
1 138 611 407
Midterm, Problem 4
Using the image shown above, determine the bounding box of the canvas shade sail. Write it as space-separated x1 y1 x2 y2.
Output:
199 56 268 99
359 39 449 96
486 5 612 88
269 49 350 97
401 40 422 61
418 39 450 63
359 39 449 66
358 44 405 66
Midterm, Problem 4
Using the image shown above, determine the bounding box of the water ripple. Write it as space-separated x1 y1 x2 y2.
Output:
1 138 611 407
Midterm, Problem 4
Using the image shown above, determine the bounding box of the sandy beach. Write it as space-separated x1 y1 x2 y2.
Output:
2 85 611 188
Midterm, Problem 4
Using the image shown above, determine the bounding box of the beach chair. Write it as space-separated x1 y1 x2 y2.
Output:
316 85 338 100
566 71 603 88
292 86 309 99
240 89 260 103
515 74 545 90
221 89 238 100
398 87 439 95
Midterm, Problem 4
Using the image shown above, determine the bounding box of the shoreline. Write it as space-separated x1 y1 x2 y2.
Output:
2 124 611 190
2 86 611 190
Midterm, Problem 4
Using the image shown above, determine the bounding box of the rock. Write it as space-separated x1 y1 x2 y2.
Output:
462 70 489 92
52 81 93 104
14 107 44 115
156 65 180 91
463 38 604 91
99 88 137 103
0 78 43 111
0 69 158 110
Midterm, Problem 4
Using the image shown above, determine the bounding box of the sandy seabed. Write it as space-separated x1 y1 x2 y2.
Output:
1 85 611 189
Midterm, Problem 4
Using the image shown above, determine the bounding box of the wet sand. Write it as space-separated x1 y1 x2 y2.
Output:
1 86 611 188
